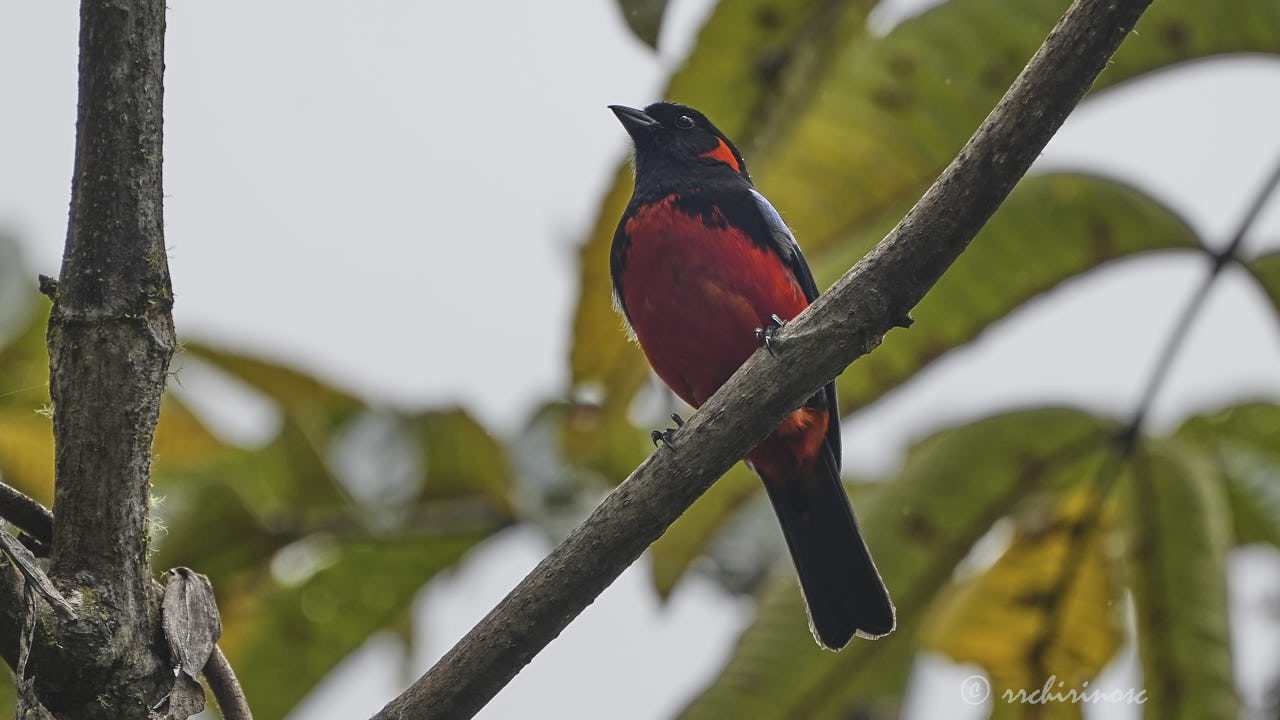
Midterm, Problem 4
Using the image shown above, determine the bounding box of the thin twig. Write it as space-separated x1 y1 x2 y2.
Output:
0 481 53 545
1027 150 1280 690
0 479 253 718
370 0 1155 717
1127 151 1280 431
204 646 254 720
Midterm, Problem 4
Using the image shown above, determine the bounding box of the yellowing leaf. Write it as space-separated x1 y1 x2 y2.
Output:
0 405 54 506
0 306 51 410
677 408 1111 720
924 484 1123 709
153 394 228 468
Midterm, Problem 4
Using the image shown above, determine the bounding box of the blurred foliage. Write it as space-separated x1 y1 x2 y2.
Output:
600 0 1278 717
570 0 1274 493
1120 441 1236 720
2 0 1279 717
0 230 517 715
924 484 1124 714
615 0 670 48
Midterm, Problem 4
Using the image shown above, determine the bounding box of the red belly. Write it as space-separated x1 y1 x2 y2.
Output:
621 196 809 408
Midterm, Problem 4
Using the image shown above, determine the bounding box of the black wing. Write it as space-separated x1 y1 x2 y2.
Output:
609 214 634 329
747 188 842 469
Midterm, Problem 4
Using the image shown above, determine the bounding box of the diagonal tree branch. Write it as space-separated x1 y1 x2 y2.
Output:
371 0 1155 718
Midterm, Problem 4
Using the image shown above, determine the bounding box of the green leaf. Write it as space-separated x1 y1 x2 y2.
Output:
0 304 57 505
1120 441 1237 720
615 0 670 49
758 0 1280 252
1246 251 1280 325
230 530 489 720
650 463 760 597
825 174 1198 411
153 394 230 469
676 408 1111 720
0 672 12 720
0 305 51 411
923 485 1123 715
153 481 284 608
181 342 363 437
154 414 353 536
0 405 54 506
413 408 513 514
1175 402 1280 547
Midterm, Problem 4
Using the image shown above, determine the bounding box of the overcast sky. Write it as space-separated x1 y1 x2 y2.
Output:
3 1 1280 718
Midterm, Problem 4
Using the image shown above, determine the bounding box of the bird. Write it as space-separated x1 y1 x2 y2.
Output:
608 101 895 649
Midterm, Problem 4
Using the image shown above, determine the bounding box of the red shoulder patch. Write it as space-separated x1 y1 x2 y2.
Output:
699 138 741 173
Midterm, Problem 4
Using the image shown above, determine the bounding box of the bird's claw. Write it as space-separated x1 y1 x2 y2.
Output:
651 413 685 449
754 314 787 358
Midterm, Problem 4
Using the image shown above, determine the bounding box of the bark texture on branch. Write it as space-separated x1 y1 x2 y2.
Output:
371 0 1154 718
0 481 54 545
39 0 174 715
0 3 253 718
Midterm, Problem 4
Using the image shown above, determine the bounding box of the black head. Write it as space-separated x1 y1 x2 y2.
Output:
609 102 750 184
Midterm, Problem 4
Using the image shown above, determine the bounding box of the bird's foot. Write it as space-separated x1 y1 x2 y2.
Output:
754 314 786 358
650 413 685 449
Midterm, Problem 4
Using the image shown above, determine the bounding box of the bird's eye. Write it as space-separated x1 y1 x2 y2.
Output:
675 115 695 129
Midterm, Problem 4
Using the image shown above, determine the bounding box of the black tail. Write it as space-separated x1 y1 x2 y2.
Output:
759 452 895 649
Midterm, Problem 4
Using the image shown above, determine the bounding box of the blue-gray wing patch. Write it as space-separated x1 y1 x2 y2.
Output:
749 188 821 303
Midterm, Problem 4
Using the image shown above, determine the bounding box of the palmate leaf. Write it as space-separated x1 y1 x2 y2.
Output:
828 174 1198 412
1175 402 1280 547
923 484 1123 719
1120 441 1236 720
676 408 1111 720
152 399 516 720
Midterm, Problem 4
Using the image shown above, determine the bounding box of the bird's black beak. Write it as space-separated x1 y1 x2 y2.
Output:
609 105 658 138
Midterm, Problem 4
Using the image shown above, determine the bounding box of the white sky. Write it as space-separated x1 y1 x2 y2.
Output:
2 1 1280 719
